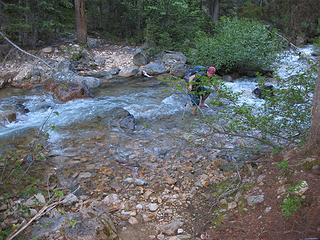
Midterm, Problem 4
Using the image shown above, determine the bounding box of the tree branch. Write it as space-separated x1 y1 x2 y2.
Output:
0 31 53 69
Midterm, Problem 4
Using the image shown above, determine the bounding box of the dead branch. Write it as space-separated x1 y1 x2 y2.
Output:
6 186 80 240
0 31 53 69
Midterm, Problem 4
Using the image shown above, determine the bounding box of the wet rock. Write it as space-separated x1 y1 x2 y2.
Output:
246 194 265 206
83 70 113 79
0 110 16 124
118 66 139 77
62 193 79 206
148 203 159 212
133 49 149 66
159 220 184 236
140 62 167 75
45 81 90 102
109 67 121 75
103 107 136 131
253 85 274 99
170 64 188 77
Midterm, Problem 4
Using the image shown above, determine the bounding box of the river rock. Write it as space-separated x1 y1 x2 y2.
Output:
159 220 184 236
148 203 159 212
159 51 187 69
87 37 103 49
13 64 33 82
62 193 79 206
41 46 54 54
118 66 140 77
246 194 265 206
104 107 136 131
140 62 167 75
45 81 90 102
170 64 188 77
133 49 149 66
0 110 16 124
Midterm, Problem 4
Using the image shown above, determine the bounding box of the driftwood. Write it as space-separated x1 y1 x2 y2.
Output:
6 186 80 240
0 31 53 69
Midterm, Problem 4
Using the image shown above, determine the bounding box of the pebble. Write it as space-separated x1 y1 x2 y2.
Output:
62 193 78 206
159 220 184 236
264 206 272 213
247 194 265 206
34 193 46 205
157 234 165 240
177 228 184 234
148 203 159 212
128 217 138 225
78 172 92 179
228 201 237 210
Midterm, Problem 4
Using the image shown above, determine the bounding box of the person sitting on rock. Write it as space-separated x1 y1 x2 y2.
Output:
184 65 216 114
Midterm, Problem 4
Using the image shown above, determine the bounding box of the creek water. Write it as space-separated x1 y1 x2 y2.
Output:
0 45 316 192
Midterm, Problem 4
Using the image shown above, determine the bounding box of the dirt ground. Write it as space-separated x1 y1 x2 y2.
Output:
191 150 320 240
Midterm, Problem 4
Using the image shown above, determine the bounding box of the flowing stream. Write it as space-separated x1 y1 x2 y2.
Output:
0 45 316 192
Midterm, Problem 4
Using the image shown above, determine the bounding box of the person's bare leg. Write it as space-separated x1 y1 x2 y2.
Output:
199 95 210 108
192 106 197 115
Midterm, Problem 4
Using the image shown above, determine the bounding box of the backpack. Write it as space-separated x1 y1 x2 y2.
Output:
184 65 207 82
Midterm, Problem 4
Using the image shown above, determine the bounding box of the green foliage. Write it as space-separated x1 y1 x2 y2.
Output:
281 195 302 218
143 0 208 52
287 180 308 193
189 17 285 71
2 0 74 46
68 219 79 229
277 160 289 171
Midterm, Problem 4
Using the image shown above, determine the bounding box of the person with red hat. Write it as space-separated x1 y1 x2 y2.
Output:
184 65 216 114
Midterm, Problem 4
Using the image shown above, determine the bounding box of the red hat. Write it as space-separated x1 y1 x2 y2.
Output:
207 66 216 75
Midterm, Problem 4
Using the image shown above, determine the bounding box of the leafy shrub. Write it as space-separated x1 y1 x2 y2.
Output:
189 17 285 71
281 195 302 218
143 0 209 53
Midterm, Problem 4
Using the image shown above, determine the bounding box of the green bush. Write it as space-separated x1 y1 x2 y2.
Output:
281 195 302 218
189 17 285 71
143 0 208 53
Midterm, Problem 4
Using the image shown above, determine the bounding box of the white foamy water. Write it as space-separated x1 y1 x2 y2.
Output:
276 45 316 79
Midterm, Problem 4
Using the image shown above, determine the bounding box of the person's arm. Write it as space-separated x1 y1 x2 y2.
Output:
188 75 196 91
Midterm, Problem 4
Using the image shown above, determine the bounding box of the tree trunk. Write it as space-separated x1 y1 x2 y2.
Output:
75 0 87 44
306 63 320 153
209 0 219 23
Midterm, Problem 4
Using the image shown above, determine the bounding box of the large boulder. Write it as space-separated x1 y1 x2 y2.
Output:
45 81 91 102
100 107 136 131
52 60 101 89
140 62 167 75
133 49 149 66
118 66 140 77
170 64 188 77
159 51 187 69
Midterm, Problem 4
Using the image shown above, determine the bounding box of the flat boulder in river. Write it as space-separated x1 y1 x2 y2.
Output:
99 107 136 131
45 81 91 102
